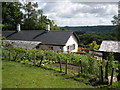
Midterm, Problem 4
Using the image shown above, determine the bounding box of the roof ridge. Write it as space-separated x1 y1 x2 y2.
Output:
2 30 74 32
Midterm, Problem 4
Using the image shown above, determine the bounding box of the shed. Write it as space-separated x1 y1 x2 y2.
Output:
99 40 120 60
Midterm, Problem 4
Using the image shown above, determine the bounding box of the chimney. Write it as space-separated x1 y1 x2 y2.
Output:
17 24 20 32
46 22 50 32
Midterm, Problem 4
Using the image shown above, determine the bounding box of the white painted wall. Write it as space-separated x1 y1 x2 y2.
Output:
63 34 78 53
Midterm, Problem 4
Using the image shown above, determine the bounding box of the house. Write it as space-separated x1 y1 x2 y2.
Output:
2 23 79 53
99 40 120 61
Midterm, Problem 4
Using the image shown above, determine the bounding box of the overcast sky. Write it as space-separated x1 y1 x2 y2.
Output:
35 1 118 26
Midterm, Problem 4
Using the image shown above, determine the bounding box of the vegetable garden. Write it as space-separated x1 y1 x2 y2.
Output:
2 45 119 87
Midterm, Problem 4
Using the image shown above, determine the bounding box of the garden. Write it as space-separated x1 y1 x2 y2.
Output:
2 42 120 88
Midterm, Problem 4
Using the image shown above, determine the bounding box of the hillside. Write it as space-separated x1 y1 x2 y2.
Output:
2 60 93 88
60 25 116 35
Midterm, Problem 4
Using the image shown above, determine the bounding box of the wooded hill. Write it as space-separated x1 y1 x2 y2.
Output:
60 25 116 35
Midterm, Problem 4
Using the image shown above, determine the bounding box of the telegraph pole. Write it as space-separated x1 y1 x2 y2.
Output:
118 1 120 25
117 1 120 81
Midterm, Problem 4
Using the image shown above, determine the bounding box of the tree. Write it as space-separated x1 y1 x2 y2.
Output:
111 15 120 81
111 15 120 41
2 2 60 30
111 15 119 25
89 41 100 50
2 2 23 30
22 2 38 30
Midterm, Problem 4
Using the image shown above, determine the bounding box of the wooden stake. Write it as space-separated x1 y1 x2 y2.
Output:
65 59 67 74
59 59 62 72
105 61 108 84
39 56 43 66
100 65 104 83
110 68 114 85
78 60 82 76
13 52 19 61
9 49 11 61
34 52 36 66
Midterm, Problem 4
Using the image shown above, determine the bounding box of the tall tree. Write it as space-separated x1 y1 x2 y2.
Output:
2 2 59 30
2 2 23 30
111 15 120 41
111 14 120 81
22 2 38 30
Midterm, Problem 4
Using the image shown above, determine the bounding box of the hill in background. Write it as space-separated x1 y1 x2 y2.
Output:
60 25 116 35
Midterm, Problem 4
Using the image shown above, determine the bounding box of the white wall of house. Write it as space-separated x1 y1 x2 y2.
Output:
63 34 78 53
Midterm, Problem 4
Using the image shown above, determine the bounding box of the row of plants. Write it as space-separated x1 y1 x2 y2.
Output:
2 47 99 74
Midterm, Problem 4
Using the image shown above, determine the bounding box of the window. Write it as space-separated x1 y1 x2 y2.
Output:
67 46 70 51
49 46 53 50
70 44 75 50
73 44 75 50
68 44 75 52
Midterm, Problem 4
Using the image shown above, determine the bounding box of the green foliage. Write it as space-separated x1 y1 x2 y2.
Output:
107 52 116 75
78 33 116 46
2 45 118 81
60 26 115 35
111 15 120 41
111 15 119 25
2 2 60 30
108 81 120 88
89 41 100 50
113 26 120 41
2 2 23 30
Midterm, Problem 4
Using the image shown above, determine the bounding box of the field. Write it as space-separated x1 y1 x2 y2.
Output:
2 60 93 88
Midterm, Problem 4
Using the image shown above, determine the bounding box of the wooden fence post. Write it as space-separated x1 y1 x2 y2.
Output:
13 52 19 61
33 52 36 66
110 68 114 85
105 61 108 84
80 60 82 73
59 59 62 72
65 59 67 74
9 49 11 61
78 60 82 76
39 56 43 66
100 65 104 83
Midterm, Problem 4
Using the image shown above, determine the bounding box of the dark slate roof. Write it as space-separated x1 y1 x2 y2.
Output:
99 40 120 53
2 30 79 46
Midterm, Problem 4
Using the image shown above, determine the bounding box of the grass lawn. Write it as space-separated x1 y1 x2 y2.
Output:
2 60 93 88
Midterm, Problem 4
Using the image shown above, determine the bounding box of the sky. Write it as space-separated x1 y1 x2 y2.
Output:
21 0 119 26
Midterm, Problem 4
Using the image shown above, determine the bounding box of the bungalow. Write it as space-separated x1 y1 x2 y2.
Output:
2 23 79 53
99 40 120 61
